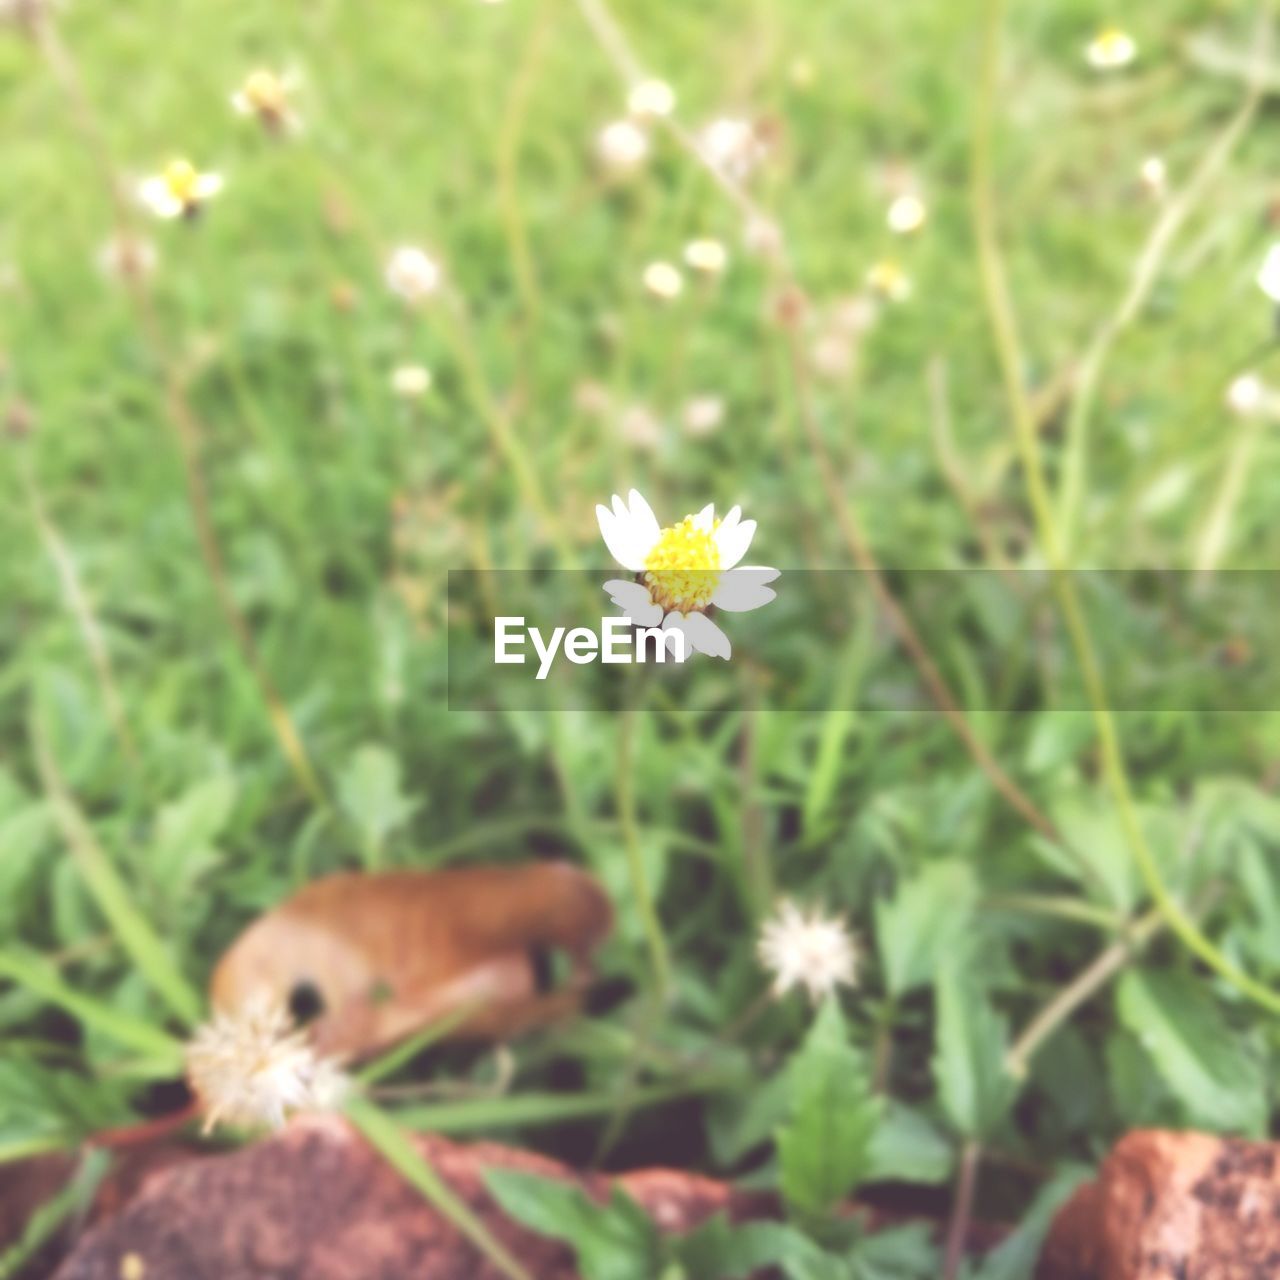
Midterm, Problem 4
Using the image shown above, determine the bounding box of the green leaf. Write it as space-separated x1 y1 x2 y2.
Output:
875 861 978 1000
932 965 1015 1140
337 743 420 866
672 1215 834 1280
776 1000 881 1221
484 1168 660 1280
866 1103 953 1185
846 1222 937 1279
1114 969 1265 1135
0 952 183 1064
33 713 202 1026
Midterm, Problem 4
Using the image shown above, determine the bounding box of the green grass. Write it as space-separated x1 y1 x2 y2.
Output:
4 0 1280 1273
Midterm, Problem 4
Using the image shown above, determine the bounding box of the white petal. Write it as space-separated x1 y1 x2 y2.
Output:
711 566 779 612
139 179 182 218
682 611 731 659
719 505 742 537
660 611 693 661
715 517 756 568
194 173 224 199
692 502 715 530
603 579 663 627
625 489 661 554
231 92 251 115
596 504 646 571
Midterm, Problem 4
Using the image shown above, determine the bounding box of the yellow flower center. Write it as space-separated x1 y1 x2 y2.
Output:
643 515 722 612
164 159 199 203
244 70 286 115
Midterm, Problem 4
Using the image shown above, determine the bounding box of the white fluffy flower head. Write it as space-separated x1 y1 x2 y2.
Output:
385 245 442 305
684 238 728 275
1086 27 1137 70
596 489 778 660
886 193 927 235
185 995 349 1134
391 364 432 398
628 79 676 120
642 260 684 300
139 159 224 220
757 900 858 1003
597 119 650 175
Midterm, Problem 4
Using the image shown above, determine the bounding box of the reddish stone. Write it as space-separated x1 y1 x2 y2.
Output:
1037 1129 1280 1279
53 1117 743 1280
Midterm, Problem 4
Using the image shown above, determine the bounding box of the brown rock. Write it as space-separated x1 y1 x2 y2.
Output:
53 1117 741 1280
1037 1129 1280 1279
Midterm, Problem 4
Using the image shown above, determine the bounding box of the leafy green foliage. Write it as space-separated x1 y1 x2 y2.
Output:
875 861 978 1001
484 1170 662 1280
776 1000 882 1222
932 965 1015 1141
1114 969 1266 1135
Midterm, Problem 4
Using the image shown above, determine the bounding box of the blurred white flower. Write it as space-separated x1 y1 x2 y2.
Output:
139 159 224 220
681 394 725 437
597 119 649 175
597 489 778 660
574 380 613 418
698 117 763 181
385 246 442 305
642 260 684 300
231 68 302 134
627 78 675 120
1226 373 1265 416
1086 26 1137 70
866 258 911 302
617 404 663 450
886 192 927 235
683 238 728 275
1257 243 1280 303
1139 156 1167 199
757 900 858 1003
186 996 350 1134
390 364 432 398
811 332 855 381
742 214 784 260
96 233 157 283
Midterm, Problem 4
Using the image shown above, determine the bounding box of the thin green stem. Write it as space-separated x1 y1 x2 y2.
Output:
973 0 1280 1017
617 704 671 999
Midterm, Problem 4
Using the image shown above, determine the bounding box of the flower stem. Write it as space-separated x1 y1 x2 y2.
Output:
617 704 671 999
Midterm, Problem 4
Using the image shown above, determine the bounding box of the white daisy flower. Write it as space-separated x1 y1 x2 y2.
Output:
96 233 157 283
683 238 728 275
617 404 663 450
596 489 779 661
886 192 927 235
390 364 432 398
138 159 224 220
866 258 911 302
597 119 650 175
757 899 858 1004
1139 155 1167 199
627 78 676 120
642 260 684 300
231 68 302 135
742 214 784 260
1257 243 1280 304
185 995 350 1134
1086 27 1137 70
385 245 442 305
698 117 763 181
681 394 725 437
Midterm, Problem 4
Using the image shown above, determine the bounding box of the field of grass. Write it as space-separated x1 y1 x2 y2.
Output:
4 0 1280 1274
